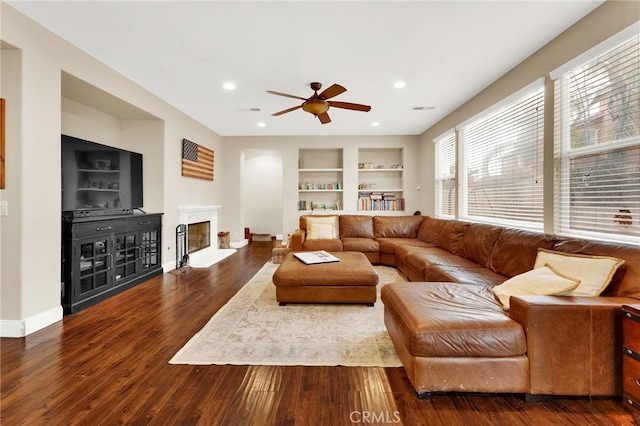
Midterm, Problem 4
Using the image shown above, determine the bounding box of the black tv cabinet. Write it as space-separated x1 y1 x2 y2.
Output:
61 213 163 314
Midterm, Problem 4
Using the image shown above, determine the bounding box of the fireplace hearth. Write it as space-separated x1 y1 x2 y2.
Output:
177 205 236 268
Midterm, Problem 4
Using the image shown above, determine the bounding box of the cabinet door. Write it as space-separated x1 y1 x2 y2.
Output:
140 228 161 270
114 232 140 283
78 238 111 298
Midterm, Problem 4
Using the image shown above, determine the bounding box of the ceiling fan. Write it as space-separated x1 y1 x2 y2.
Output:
267 82 371 124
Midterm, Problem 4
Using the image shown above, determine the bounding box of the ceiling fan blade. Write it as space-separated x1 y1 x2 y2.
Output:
266 90 307 101
328 101 371 112
318 84 346 100
272 104 303 116
317 111 331 124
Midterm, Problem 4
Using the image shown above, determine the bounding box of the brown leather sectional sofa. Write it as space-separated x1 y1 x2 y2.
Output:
292 214 640 400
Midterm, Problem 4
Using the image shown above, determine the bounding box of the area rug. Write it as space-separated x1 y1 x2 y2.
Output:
169 261 404 367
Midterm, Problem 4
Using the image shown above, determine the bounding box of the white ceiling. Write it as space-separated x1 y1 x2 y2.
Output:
8 1 604 136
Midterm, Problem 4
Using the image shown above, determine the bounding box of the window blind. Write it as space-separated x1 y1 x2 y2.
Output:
458 82 545 229
554 30 640 243
434 130 456 218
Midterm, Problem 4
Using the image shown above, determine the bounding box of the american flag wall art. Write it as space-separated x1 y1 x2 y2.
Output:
182 138 214 181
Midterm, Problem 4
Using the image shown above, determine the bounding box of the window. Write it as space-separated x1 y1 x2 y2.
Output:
457 79 545 230
434 130 456 218
552 25 640 243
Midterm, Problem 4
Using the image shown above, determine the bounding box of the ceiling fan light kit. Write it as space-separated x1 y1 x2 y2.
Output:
301 98 329 115
267 82 371 124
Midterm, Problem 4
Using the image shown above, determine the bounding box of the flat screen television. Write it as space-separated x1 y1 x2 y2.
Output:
61 135 143 216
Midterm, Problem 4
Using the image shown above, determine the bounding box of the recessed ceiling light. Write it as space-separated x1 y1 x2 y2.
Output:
223 82 236 90
371 122 380 127
393 81 406 89
257 122 266 128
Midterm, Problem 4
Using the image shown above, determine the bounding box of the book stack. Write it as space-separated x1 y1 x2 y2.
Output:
358 195 405 211
383 192 397 201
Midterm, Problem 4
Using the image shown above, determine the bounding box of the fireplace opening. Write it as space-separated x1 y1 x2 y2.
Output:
188 221 211 254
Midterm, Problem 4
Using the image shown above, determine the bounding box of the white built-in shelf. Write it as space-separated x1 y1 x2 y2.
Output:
358 189 403 193
357 168 403 172
298 168 343 172
358 148 405 212
298 148 344 212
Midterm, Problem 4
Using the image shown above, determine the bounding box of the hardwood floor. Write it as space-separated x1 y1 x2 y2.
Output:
1 241 635 425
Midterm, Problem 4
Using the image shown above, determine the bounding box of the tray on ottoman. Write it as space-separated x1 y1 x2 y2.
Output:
272 251 379 306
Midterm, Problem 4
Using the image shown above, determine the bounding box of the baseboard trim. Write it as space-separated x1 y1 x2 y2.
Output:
231 239 248 249
0 305 63 338
163 260 177 272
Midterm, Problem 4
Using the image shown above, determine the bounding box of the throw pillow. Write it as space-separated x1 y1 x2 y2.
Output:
305 216 339 239
491 264 581 310
533 248 625 297
307 222 336 240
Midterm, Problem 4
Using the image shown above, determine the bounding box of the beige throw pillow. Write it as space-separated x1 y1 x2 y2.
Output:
305 216 338 240
533 248 625 297
492 264 581 310
307 222 336 240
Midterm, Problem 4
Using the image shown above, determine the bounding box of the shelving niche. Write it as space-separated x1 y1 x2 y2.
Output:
358 148 405 211
298 148 343 211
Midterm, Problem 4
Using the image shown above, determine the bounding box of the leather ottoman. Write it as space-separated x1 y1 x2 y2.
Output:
272 251 379 305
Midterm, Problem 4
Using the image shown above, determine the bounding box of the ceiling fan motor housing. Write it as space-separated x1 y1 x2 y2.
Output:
310 82 323 92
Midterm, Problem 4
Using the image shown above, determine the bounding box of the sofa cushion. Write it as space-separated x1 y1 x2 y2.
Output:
342 237 380 253
381 282 526 357
404 251 434 276
417 216 447 243
491 265 581 310
423 265 506 287
302 238 343 252
457 223 503 267
400 246 478 276
552 238 640 299
487 228 558 278
415 249 481 269
436 220 471 254
373 215 423 238
376 237 432 255
395 244 437 264
533 249 625 297
339 215 374 238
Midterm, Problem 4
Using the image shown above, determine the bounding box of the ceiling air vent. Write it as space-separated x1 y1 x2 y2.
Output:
412 106 435 111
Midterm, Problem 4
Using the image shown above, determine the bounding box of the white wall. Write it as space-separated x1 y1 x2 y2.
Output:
0 4 222 336
0 46 23 326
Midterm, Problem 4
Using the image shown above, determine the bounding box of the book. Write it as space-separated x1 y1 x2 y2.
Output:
293 250 340 265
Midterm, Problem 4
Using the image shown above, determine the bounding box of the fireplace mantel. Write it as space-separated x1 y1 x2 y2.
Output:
178 205 235 268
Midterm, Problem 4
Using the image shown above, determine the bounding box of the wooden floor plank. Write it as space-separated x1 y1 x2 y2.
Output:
1 241 635 425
